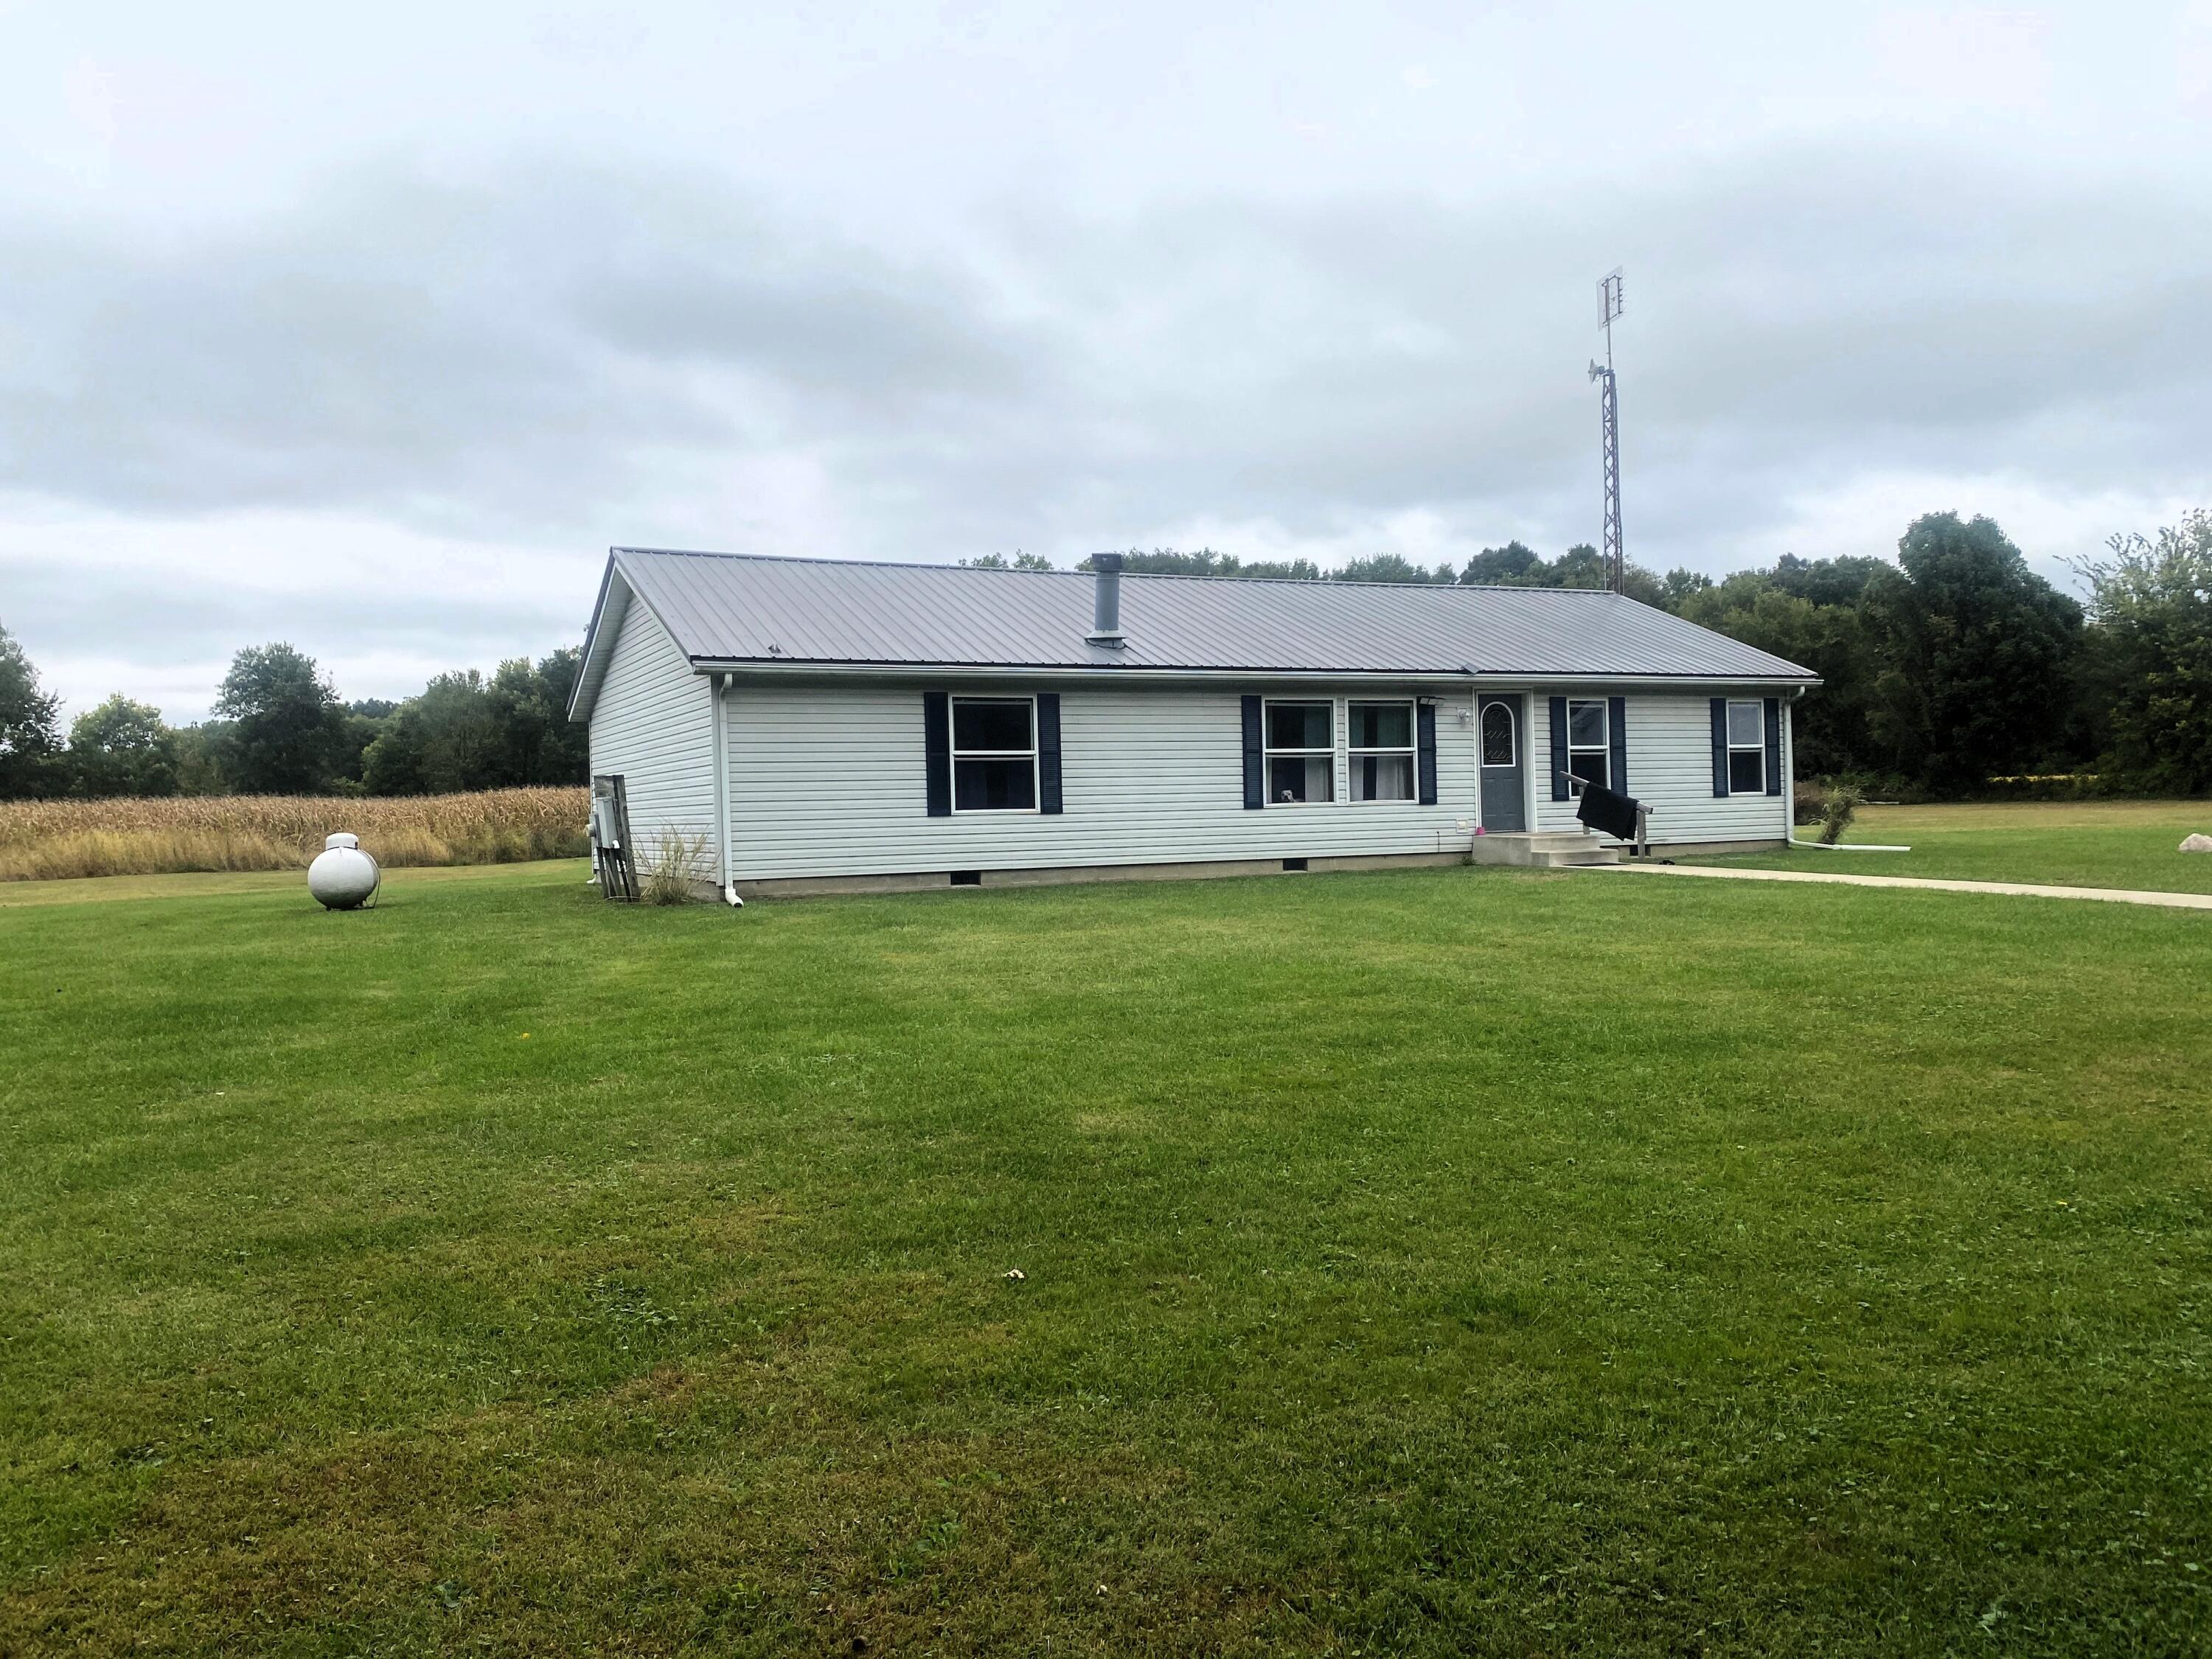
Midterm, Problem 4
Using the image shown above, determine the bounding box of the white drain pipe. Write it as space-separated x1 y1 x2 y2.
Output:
711 672 745 905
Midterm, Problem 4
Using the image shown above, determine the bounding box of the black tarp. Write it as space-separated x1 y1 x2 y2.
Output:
1575 781 1641 841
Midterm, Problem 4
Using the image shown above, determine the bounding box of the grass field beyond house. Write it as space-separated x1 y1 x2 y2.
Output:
0 787 588 882
3 860 2209 1655
1701 799 2212 893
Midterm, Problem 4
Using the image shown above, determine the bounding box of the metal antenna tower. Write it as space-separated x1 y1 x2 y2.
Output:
1588 268 1624 593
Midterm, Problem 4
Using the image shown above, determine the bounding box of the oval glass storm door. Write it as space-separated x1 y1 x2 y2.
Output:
1478 696 1526 832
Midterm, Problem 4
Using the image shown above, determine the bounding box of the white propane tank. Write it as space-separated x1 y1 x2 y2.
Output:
307 832 380 910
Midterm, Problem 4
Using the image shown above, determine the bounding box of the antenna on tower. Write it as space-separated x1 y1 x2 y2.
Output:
1588 268 1624 594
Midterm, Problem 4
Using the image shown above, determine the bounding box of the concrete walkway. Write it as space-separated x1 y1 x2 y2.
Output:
1582 860 2212 912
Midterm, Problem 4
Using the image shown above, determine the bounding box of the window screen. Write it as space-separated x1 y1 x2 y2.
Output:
1263 700 1335 804
1725 700 1764 795
1347 700 1414 802
1566 699 1610 792
950 697 1037 811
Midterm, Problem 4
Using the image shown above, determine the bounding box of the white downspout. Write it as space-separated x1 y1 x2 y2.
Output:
711 672 744 905
1466 675 1482 849
1781 686 1910 852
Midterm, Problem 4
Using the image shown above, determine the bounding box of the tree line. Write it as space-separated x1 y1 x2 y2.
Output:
0 639 589 799
4 505 2206 801
1037 506 2212 797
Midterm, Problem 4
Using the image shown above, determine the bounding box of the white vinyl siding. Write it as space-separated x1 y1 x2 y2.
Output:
587 602 718 875
1533 692 1790 843
723 683 1478 880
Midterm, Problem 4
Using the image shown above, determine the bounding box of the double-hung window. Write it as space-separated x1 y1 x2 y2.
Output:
951 697 1037 811
1566 699 1610 791
1725 700 1765 794
1347 700 1415 802
1264 700 1335 804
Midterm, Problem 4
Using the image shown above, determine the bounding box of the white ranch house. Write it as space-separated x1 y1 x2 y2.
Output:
569 549 1818 900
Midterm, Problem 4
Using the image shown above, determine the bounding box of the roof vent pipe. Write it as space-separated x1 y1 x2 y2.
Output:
1088 552 1127 647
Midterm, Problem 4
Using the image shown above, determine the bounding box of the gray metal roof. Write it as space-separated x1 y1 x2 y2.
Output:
579 547 1815 712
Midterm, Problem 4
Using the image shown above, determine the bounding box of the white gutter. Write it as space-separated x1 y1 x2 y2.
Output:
1779 687 1910 852
1451 672 1820 689
692 661 1818 691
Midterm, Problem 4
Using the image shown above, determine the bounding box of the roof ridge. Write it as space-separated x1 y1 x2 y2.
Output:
611 546 1630 597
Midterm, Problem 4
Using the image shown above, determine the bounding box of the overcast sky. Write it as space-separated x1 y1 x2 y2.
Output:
4 2 2209 722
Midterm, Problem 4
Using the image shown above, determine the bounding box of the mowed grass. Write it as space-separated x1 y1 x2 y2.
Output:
0 860 570 911
2 861 2208 1656
1700 799 2212 893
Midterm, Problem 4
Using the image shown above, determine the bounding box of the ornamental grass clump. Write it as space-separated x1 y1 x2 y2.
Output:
1818 782 1867 846
639 830 713 905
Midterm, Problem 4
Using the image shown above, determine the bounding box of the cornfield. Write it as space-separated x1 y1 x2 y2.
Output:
0 788 591 882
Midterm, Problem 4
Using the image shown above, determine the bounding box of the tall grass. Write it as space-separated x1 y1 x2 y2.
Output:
639 829 714 905
0 788 589 882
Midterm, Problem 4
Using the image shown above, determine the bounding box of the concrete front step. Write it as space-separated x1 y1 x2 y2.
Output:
1531 847 1622 867
1470 832 1622 869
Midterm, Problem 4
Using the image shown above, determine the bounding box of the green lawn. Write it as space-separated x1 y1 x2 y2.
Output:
1697 799 2212 893
4 859 2208 1655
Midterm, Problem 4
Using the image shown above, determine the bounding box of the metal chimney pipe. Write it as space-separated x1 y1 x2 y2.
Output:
1088 552 1127 647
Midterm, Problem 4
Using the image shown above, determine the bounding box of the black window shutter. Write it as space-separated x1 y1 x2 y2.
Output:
1548 697 1570 800
924 692 951 816
1416 702 1439 805
1763 697 1783 797
1037 693 1062 814
1241 695 1264 809
1709 698 1730 797
1607 695 1627 796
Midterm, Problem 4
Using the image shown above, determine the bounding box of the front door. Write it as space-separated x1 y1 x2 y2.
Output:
1478 696 1526 832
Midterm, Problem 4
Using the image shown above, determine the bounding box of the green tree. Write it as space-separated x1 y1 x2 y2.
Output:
170 723 233 795
1655 568 1713 610
362 670 500 796
334 703 392 788
1767 553 1890 610
959 552 1056 570
213 643 349 794
1454 542 1673 607
1865 513 2083 791
487 650 591 785
1459 542 1543 585
1333 554 1454 585
66 695 178 798
1075 548 1324 580
1682 577 1880 774
0 622 64 799
1545 543 1610 588
2073 509 2212 793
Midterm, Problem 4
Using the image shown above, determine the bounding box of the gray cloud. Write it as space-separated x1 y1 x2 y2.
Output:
2 136 2207 717
6 146 2203 549
1 551 575 665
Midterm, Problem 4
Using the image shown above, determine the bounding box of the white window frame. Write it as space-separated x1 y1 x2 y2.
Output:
1262 697 1337 807
1565 698 1610 793
1726 699 1765 795
1346 698 1418 805
949 695 1040 815
1480 700 1517 769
